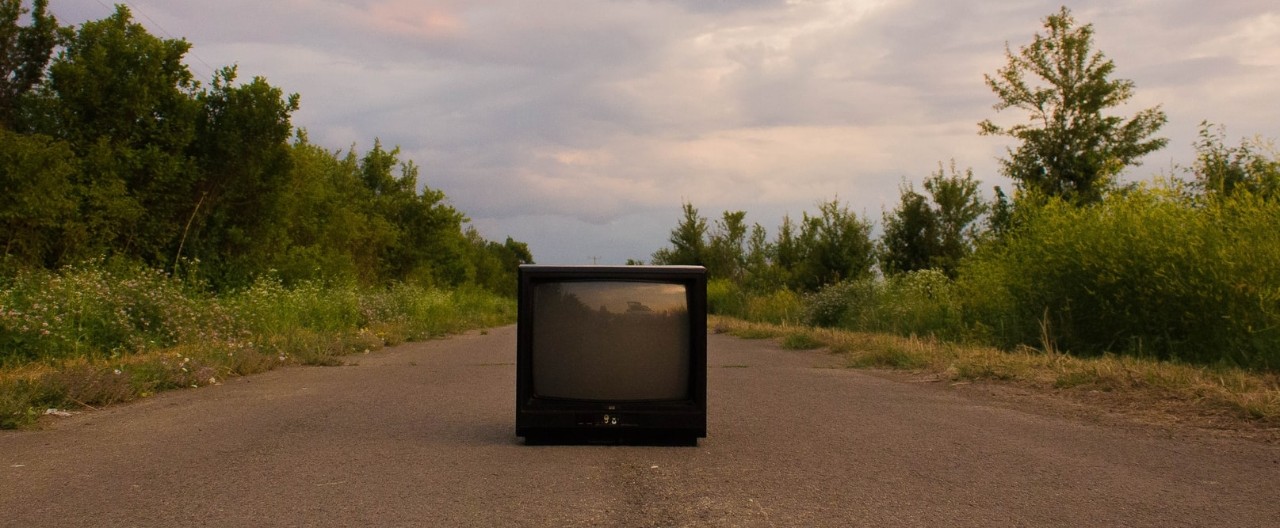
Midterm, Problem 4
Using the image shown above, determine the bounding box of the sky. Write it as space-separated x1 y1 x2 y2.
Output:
51 1 1280 264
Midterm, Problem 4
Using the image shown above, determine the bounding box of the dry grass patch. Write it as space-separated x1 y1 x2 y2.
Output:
711 316 1280 429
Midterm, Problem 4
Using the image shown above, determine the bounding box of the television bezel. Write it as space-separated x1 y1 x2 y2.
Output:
515 265 707 445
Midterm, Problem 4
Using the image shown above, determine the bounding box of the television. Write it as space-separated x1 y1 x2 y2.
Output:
516 265 707 445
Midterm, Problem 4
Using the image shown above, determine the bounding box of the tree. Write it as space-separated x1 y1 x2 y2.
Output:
651 202 707 266
879 183 938 276
0 128 75 266
1188 122 1280 201
923 161 986 274
772 214 801 285
44 5 201 264
705 210 747 281
0 0 58 129
793 199 874 291
880 162 987 277
187 66 300 284
742 222 778 290
979 6 1167 204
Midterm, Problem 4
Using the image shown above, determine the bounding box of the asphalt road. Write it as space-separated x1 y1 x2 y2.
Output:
3 326 1278 527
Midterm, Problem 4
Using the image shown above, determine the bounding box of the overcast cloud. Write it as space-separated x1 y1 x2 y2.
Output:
53 1 1280 263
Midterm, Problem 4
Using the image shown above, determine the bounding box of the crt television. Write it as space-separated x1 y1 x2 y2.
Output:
516 265 707 445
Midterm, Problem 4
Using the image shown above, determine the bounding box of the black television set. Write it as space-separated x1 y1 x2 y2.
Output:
515 265 707 445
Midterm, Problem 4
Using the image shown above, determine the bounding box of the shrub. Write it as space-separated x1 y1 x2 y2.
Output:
798 271 966 339
801 279 879 328
0 259 212 364
1 260 517 428
707 278 747 318
958 185 1280 368
743 288 802 325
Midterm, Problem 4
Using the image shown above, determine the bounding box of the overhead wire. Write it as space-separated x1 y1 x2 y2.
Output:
48 0 219 81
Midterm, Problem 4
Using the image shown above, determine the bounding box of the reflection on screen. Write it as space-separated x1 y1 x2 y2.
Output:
531 281 690 401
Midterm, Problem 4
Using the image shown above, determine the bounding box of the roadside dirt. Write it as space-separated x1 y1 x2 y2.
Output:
861 367 1280 445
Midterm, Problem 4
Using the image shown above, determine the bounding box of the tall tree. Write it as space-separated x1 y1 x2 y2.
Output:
979 6 1167 204
880 162 987 277
742 222 778 290
923 161 986 274
705 210 747 281
0 0 58 129
772 214 801 285
793 199 874 291
1189 122 1280 201
651 202 707 267
879 183 937 276
0 128 75 266
187 66 299 284
44 5 200 263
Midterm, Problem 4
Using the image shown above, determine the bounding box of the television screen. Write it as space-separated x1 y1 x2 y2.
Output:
530 281 690 401
516 265 707 445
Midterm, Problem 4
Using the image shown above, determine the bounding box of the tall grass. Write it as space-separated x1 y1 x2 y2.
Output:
707 278 802 325
712 316 1280 425
1 262 515 428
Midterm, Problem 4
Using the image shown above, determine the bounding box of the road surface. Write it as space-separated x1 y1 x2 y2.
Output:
2 326 1278 527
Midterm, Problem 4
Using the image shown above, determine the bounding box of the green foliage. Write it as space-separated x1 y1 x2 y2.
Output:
801 280 879 328
925 162 987 274
881 160 988 278
704 211 748 281
41 6 203 264
651 199 873 293
799 270 965 339
879 184 937 275
706 278 743 317
651 202 708 268
707 278 801 324
1 259 516 427
0 7 527 293
0 0 58 128
186 66 299 283
979 6 1167 204
1188 122 1280 201
0 259 216 364
0 129 76 267
465 231 533 297
792 199 874 291
958 185 1280 368
742 288 801 325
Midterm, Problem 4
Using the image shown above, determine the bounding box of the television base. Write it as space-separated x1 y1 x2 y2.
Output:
521 430 700 447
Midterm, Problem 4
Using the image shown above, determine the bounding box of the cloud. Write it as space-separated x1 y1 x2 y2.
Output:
44 0 1280 263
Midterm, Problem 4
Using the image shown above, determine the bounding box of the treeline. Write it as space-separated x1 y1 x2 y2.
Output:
651 8 1280 369
0 2 529 292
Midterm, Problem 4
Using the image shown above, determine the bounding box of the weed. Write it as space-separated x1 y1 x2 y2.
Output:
781 332 824 350
711 316 1280 425
0 262 515 429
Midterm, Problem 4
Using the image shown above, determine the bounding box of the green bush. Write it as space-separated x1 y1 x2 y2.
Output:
875 270 965 338
707 278 747 318
1 260 516 368
958 185 1280 368
801 279 879 328
2 260 517 428
0 259 212 364
799 271 965 339
743 288 802 324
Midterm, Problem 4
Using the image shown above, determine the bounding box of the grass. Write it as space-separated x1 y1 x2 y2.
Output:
711 315 1280 428
1 264 515 429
